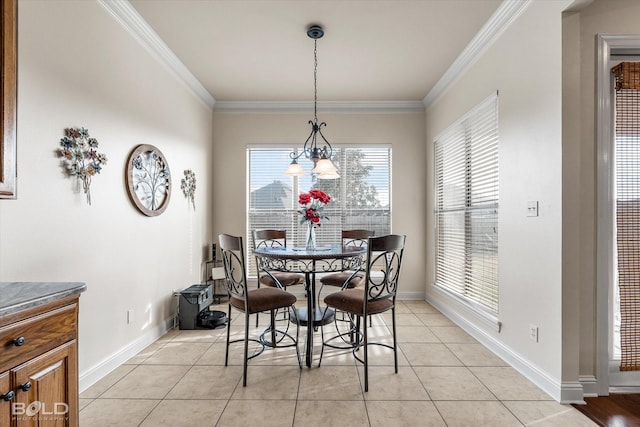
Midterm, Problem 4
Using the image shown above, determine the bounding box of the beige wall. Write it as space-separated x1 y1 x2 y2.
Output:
426 0 571 400
212 112 426 298
0 0 214 389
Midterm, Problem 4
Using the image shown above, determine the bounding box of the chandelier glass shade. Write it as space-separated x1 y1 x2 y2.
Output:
285 25 339 179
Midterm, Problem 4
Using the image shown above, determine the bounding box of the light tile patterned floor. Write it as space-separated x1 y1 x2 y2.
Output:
80 300 596 426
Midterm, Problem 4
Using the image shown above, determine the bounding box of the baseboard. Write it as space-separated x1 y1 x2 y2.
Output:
579 367 640 396
78 315 174 392
427 293 568 403
397 292 427 300
561 381 586 404
578 374 640 396
580 375 599 398
609 386 640 393
608 359 640 390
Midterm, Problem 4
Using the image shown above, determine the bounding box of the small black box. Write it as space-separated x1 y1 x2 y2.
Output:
179 284 213 329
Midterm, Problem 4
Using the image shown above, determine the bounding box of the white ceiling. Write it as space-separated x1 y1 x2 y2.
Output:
127 0 503 103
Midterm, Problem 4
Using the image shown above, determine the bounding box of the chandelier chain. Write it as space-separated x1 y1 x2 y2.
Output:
283 25 339 179
314 39 318 123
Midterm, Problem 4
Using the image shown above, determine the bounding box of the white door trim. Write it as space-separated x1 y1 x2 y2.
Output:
596 34 640 396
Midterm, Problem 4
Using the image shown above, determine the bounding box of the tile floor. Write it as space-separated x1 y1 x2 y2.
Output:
79 299 596 426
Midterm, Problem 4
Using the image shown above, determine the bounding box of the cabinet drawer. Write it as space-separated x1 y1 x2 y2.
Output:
0 303 77 369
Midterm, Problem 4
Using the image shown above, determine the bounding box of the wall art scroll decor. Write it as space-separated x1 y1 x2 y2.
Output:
126 144 171 216
180 169 196 211
57 127 108 205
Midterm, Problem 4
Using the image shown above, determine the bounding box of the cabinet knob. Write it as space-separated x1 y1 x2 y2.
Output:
18 382 32 392
12 336 25 346
1 390 15 401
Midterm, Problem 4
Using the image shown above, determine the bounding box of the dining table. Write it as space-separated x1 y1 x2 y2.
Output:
253 244 366 367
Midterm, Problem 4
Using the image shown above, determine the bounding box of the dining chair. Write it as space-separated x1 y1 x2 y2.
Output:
219 233 301 386
253 229 305 326
319 229 374 295
318 234 406 392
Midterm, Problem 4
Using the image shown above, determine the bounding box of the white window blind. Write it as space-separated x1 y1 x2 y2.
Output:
247 146 391 276
434 92 499 314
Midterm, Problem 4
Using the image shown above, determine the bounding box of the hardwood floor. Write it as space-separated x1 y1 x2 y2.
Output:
573 394 640 427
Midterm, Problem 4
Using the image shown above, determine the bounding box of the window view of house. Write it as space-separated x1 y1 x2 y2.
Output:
247 146 391 276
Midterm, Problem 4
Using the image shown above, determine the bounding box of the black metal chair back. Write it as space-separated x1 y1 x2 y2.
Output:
363 234 405 313
251 229 304 327
253 229 288 286
253 229 287 250
319 229 375 293
342 229 374 248
219 233 248 306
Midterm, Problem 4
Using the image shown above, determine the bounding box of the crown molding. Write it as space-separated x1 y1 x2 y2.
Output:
98 0 528 113
423 0 532 108
213 100 425 113
97 0 216 110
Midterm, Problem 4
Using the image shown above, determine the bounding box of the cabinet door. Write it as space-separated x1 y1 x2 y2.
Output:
12 341 77 427
0 371 11 427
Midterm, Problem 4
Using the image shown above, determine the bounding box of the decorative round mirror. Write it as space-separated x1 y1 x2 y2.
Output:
126 144 171 216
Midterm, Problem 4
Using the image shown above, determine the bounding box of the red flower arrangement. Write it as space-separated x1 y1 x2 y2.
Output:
298 189 331 227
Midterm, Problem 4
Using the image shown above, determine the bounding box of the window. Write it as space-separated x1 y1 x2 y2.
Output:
434 92 499 314
247 146 391 276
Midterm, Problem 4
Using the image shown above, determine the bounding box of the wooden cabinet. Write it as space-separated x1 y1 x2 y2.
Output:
0 371 11 427
0 295 80 427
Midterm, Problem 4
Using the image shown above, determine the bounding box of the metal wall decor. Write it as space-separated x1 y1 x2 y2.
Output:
126 144 171 216
181 169 196 211
57 127 108 205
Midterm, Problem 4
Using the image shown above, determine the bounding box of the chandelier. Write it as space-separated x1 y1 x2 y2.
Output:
284 25 339 179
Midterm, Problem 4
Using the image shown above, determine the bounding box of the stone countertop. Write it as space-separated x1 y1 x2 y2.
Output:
0 282 87 317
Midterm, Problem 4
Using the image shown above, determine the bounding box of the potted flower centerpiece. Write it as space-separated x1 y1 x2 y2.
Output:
298 189 331 250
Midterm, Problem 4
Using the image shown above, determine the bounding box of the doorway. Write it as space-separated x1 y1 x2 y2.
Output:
596 34 640 394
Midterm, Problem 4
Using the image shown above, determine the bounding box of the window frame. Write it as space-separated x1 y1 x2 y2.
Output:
247 144 392 277
433 92 499 317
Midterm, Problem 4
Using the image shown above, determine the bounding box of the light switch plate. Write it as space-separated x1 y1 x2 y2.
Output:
527 201 539 217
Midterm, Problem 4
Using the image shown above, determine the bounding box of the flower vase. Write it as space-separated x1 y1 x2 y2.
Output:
305 223 316 251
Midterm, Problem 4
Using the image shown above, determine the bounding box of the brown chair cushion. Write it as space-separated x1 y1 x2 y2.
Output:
230 287 297 314
323 288 393 316
259 272 304 287
320 271 364 288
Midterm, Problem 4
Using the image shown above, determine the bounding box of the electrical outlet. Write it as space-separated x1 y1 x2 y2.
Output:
529 324 538 342
527 201 539 217
127 309 134 325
